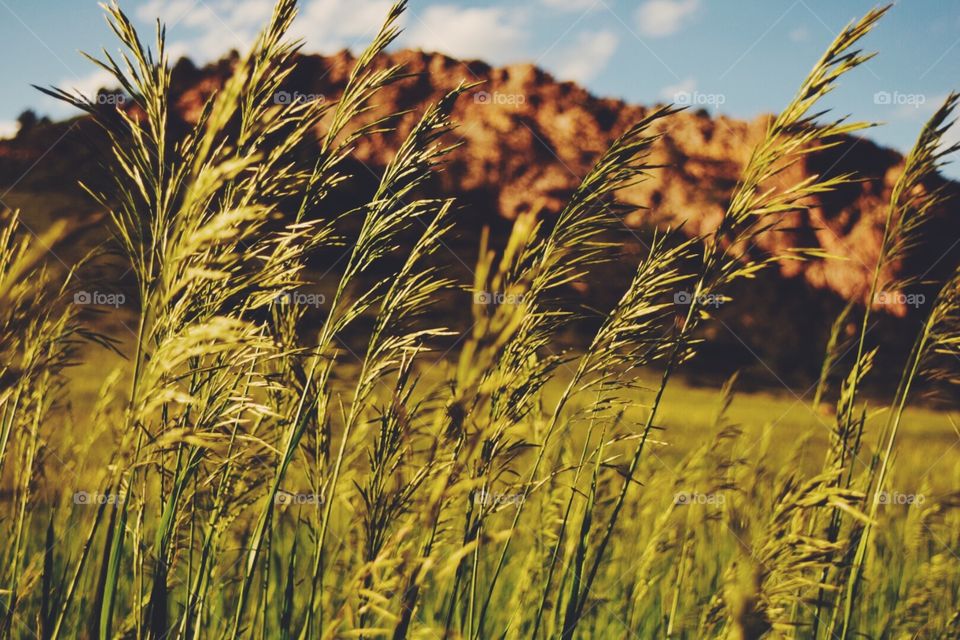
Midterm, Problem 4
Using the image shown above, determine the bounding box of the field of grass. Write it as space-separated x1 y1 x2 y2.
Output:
62 337 960 493
2 2 960 639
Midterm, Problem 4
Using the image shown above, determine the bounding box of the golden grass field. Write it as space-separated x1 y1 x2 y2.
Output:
2 2 960 639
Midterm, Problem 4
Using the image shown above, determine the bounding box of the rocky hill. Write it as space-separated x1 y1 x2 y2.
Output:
1 48 958 385
164 49 957 305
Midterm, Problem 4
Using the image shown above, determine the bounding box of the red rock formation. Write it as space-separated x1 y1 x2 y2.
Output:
3 49 957 312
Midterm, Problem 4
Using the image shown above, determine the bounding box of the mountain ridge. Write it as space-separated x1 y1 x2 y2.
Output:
1 47 958 385
4 47 955 310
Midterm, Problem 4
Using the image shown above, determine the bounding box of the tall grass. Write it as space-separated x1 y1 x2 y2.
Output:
2 1 959 638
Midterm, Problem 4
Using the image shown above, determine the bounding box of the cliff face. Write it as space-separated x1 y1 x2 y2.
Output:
159 49 957 310
2 49 957 315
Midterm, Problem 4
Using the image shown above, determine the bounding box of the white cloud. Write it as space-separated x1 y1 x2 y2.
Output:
58 68 121 101
139 0 274 34
229 0 276 27
789 26 809 43
889 92 941 120
940 121 958 148
553 31 618 83
660 76 695 101
116 1 540 77
133 0 395 64
944 111 960 140
132 1 532 68
542 0 598 11
135 0 267 61
403 5 528 64
635 0 700 38
41 68 123 118
0 120 17 139
135 0 205 26
291 0 396 50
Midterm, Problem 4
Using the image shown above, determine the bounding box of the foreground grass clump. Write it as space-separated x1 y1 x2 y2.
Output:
1 1 959 638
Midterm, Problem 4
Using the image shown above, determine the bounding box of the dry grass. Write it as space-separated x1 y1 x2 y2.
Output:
1 2 959 638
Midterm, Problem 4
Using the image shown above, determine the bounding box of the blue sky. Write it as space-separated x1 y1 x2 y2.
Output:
1 0 959 176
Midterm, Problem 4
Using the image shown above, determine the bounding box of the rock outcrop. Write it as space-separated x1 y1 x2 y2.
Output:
1 49 957 384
